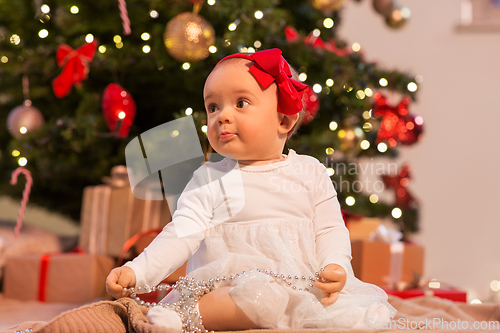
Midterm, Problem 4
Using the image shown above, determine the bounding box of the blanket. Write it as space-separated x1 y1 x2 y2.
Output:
2 296 500 333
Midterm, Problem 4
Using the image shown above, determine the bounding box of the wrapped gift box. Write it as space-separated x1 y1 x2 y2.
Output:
3 253 115 303
79 166 173 257
383 287 467 302
351 240 424 287
347 217 381 240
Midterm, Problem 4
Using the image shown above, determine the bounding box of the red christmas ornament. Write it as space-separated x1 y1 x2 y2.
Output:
52 41 97 98
381 164 416 209
373 93 423 146
102 84 136 138
301 85 320 125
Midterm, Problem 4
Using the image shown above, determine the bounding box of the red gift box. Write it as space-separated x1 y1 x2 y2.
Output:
383 287 467 302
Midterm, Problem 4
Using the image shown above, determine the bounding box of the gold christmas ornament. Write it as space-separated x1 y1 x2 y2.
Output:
164 12 215 62
372 0 394 16
386 5 410 29
310 0 346 12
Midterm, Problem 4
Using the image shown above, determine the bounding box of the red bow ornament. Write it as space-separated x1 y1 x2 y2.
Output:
218 48 307 115
381 164 417 209
285 26 351 57
52 41 97 98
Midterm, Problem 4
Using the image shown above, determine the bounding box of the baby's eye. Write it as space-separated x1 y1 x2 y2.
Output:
207 104 219 113
237 100 249 108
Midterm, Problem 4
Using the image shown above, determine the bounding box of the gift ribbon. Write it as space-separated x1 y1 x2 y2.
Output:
37 247 85 302
388 242 404 288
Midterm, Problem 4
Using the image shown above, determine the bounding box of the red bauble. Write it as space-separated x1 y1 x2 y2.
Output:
373 93 423 146
102 83 136 138
381 164 417 209
301 86 320 125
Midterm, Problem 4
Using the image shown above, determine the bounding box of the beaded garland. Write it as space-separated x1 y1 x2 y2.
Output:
123 268 327 333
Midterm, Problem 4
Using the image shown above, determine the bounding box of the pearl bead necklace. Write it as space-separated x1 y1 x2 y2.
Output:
123 268 326 333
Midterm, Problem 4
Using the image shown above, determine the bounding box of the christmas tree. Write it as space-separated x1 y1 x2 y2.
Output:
0 0 421 237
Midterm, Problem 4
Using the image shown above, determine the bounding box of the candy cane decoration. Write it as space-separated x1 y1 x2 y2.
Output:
10 167 33 238
118 0 131 35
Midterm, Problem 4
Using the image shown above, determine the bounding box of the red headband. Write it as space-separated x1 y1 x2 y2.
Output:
217 48 307 115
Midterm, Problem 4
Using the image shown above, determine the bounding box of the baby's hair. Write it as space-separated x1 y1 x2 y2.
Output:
214 54 306 141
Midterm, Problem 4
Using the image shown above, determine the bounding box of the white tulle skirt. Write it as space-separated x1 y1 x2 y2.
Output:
161 219 396 329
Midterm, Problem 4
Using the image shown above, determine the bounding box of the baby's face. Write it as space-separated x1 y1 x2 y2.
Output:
203 60 284 162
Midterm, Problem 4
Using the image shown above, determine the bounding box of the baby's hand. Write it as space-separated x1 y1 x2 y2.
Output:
106 266 136 299
314 264 347 306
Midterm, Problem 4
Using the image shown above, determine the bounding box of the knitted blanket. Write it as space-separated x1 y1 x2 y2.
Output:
2 295 500 333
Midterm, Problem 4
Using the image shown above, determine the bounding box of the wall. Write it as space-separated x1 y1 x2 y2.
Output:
338 0 500 301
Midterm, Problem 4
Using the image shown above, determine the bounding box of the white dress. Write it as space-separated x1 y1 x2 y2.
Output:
125 149 396 329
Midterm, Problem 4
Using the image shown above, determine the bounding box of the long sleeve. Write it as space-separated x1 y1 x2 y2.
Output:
124 166 215 290
313 163 352 274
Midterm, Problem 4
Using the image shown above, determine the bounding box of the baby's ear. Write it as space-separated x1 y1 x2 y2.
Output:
278 113 300 134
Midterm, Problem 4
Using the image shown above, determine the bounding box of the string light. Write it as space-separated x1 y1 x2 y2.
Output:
38 29 49 38
369 194 378 203
362 122 372 132
298 73 307 82
228 23 237 31
428 281 441 289
182 62 191 70
345 196 355 206
185 107 193 115
247 47 255 53
141 32 150 41
325 147 334 155
364 88 373 97
70 6 79 14
356 90 365 99
337 129 346 139
142 45 151 53
312 84 322 93
377 142 388 153
470 299 482 305
360 140 370 150
207 0 216 5
209 45 217 53
10 34 21 45
150 10 159 18
363 111 371 119
391 208 402 219
407 82 418 92
312 29 321 37
379 78 388 87
19 127 27 134
1 56 8 63
98 45 106 53
171 130 179 137
254 40 261 48
254 10 263 19
329 121 338 131
490 280 500 292
12 150 20 157
326 168 335 176
18 157 27 166
41 4 50 13
118 112 126 119
201 125 208 133
113 35 122 43
352 42 361 52
415 74 424 83
224 39 231 46
116 42 123 49
326 78 334 87
85 34 94 43
323 18 334 28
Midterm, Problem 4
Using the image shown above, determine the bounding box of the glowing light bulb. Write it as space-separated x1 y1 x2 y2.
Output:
356 90 365 99
10 34 21 45
326 78 334 87
182 62 191 70
407 82 418 92
150 10 159 18
312 29 321 37
38 29 48 38
118 112 126 119
116 42 123 49
70 6 79 14
392 208 402 219
379 78 388 87
228 23 237 31
98 45 106 53
201 125 208 133
1 56 8 63
254 10 263 19
329 121 338 131
323 18 334 28
209 45 217 53
470 299 482 305
326 168 335 176
360 140 370 150
85 34 94 43
41 4 50 13
369 194 379 203
312 84 322 93
490 280 500 292
254 40 261 48
298 73 307 82
345 196 355 206
326 147 334 155
338 129 346 139
363 111 371 119
363 122 372 132
352 42 361 52
207 0 216 5
141 32 150 41
142 45 151 53
12 150 20 157
364 88 373 97
171 130 180 137
377 142 388 152
185 107 193 115
18 157 28 166
19 127 27 134
415 74 424 83
113 35 122 43
428 281 441 289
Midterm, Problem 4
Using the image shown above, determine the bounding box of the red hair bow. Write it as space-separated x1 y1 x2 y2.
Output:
218 48 307 115
52 41 97 98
